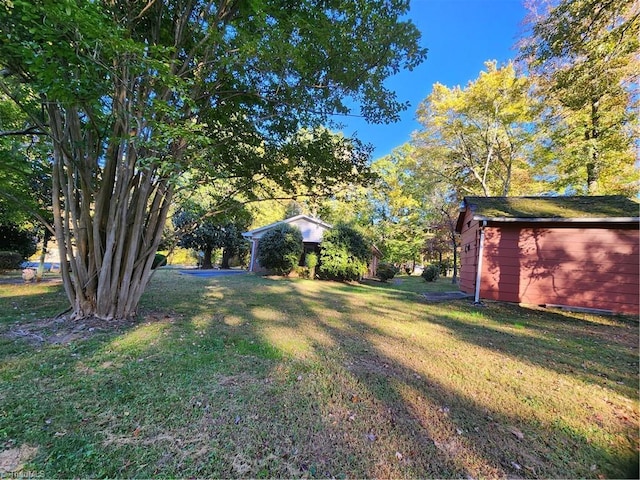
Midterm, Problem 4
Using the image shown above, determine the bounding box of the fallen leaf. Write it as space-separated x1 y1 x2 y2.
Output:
509 427 524 440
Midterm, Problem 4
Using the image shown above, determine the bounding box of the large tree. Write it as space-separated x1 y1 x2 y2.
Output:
368 146 427 268
0 92 54 279
413 61 540 198
0 0 425 320
369 144 461 281
520 0 639 195
173 196 251 269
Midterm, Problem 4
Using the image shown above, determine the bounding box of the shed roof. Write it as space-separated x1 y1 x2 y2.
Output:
457 195 639 232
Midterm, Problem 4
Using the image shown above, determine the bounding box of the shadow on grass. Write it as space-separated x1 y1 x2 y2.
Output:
242 279 637 478
430 301 639 398
0 270 637 478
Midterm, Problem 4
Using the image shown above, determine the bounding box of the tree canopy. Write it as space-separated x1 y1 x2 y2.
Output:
520 0 639 195
0 0 426 320
414 61 540 198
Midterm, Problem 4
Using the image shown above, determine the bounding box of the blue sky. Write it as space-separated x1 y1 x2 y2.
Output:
338 0 529 160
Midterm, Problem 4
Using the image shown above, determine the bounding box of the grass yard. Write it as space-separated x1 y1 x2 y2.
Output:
0 271 638 478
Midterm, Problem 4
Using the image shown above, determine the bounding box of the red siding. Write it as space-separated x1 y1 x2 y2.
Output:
479 225 639 314
458 209 480 295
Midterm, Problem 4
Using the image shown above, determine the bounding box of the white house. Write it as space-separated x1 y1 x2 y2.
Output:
242 215 332 272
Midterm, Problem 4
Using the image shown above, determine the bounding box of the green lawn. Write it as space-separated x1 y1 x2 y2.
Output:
0 271 638 478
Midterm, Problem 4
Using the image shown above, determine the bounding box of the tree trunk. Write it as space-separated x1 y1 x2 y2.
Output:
36 229 51 282
49 102 175 321
202 246 214 269
221 248 232 269
586 98 601 194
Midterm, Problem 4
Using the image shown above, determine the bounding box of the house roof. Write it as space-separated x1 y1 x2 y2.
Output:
457 195 639 232
242 214 332 239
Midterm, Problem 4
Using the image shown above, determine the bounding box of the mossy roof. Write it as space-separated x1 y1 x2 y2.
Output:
464 196 640 220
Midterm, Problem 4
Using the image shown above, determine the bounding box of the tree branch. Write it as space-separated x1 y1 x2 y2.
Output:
0 126 47 137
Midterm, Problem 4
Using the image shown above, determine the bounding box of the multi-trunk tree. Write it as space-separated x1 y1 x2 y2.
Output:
0 0 425 320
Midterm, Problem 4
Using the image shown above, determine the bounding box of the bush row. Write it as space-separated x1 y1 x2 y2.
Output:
256 223 370 281
0 251 23 271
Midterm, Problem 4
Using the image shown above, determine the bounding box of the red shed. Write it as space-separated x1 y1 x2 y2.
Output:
455 196 639 315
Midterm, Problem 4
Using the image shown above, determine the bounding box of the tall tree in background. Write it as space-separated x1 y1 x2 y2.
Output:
173 199 251 269
521 0 639 195
369 146 427 268
372 145 461 281
0 92 54 279
0 0 425 320
413 61 540 198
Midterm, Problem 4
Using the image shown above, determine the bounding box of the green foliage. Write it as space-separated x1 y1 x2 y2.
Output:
160 248 196 266
368 146 427 266
0 250 23 271
294 265 311 279
0 90 53 231
414 61 539 197
0 0 425 320
0 223 36 259
257 224 303 276
421 264 440 282
152 254 167 270
521 0 639 195
435 260 451 276
319 224 369 281
376 262 398 282
304 252 318 279
305 252 318 270
173 197 252 269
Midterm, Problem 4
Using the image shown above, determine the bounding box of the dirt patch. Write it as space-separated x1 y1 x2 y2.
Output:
0 276 63 285
422 291 472 302
4 314 169 346
0 444 39 474
6 317 116 345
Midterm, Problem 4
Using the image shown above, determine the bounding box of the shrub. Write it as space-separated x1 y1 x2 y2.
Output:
0 224 37 260
318 224 369 281
377 262 398 282
435 260 450 276
305 252 318 279
257 224 303 275
0 251 23 271
162 248 197 266
421 264 440 282
293 266 310 278
152 253 167 269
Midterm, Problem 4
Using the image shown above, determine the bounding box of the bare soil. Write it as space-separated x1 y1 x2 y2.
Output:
0 444 39 474
4 313 149 345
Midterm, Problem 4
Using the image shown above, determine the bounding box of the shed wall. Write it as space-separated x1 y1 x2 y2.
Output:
480 225 639 314
458 209 480 294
